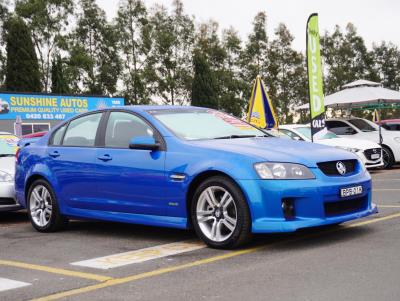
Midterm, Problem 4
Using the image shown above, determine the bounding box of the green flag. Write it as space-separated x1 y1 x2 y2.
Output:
306 13 325 141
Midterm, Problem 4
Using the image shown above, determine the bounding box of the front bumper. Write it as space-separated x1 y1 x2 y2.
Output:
0 182 21 212
238 168 377 233
356 151 383 169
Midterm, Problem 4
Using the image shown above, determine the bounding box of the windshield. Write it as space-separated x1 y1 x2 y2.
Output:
296 127 339 140
149 109 267 140
348 119 377 132
0 134 19 156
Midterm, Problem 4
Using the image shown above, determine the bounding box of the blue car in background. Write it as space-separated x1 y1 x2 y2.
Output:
15 106 377 248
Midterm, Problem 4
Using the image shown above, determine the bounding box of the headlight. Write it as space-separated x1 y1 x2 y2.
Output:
394 137 400 143
358 159 367 173
0 170 13 182
254 162 315 179
335 146 361 153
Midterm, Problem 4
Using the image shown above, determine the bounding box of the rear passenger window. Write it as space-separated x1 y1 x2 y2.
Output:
51 124 67 145
105 112 154 148
63 113 102 147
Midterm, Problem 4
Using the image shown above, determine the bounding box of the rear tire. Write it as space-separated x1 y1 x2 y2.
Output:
190 176 252 249
382 146 395 169
27 179 68 232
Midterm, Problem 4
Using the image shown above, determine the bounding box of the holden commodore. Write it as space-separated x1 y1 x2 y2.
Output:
15 106 377 249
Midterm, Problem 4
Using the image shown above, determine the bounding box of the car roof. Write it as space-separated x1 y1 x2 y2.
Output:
327 117 362 121
380 119 400 123
120 105 208 112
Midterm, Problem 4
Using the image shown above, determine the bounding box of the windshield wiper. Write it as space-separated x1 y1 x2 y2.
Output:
214 134 259 139
0 154 15 157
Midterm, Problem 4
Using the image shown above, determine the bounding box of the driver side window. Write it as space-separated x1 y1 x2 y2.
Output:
105 112 155 148
326 121 356 135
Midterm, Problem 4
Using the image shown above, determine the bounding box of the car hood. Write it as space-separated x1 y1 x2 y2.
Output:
0 156 15 174
316 137 380 150
190 137 356 167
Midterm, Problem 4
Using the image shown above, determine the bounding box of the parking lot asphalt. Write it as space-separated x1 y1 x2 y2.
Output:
1 167 400 301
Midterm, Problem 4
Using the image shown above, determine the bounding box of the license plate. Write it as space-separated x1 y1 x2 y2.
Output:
371 153 380 159
340 186 363 197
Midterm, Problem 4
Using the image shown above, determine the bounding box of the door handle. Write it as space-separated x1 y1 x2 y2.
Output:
49 151 60 158
97 154 112 162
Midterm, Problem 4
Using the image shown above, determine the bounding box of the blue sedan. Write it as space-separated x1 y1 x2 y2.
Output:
15 106 377 248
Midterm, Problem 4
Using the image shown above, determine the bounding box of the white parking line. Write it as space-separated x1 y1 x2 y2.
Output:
71 240 205 270
0 277 31 292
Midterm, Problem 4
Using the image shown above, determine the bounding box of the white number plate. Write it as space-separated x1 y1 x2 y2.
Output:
340 186 363 197
371 153 380 159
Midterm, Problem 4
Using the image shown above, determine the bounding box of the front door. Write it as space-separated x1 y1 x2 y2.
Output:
94 111 168 216
46 112 103 209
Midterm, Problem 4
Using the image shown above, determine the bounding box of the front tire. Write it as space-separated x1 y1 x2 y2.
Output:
27 179 68 232
191 176 252 249
382 146 395 169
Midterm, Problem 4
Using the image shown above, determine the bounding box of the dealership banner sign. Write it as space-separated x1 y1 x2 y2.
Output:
0 93 124 120
306 13 326 141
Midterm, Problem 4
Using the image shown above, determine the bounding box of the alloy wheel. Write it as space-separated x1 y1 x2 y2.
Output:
196 186 237 242
30 185 53 227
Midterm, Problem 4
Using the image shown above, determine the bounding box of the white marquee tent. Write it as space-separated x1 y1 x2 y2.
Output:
298 79 400 109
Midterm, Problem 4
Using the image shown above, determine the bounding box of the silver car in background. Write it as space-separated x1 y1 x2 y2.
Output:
0 132 20 212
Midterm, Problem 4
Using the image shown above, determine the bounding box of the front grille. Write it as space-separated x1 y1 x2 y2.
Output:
317 159 357 176
0 198 17 205
324 197 366 216
364 148 381 160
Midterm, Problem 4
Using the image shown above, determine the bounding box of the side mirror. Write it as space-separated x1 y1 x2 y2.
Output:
293 136 302 141
129 136 160 151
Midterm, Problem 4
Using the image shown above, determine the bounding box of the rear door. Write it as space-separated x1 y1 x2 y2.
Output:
46 112 104 209
94 110 168 215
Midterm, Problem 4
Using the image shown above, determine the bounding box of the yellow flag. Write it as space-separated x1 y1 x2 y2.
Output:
247 76 278 129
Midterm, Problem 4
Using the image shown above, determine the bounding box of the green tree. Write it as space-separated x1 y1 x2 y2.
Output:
194 22 245 116
51 53 69 94
239 12 270 114
219 27 246 116
191 51 218 109
372 41 400 90
0 1 9 88
116 0 153 104
5 16 41 92
67 0 120 95
150 0 194 105
241 12 269 82
15 0 74 92
267 23 307 123
321 23 378 93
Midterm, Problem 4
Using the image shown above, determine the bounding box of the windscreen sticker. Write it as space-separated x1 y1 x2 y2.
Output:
0 135 19 153
208 110 255 130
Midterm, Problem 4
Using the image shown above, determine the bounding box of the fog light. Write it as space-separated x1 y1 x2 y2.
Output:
282 198 295 220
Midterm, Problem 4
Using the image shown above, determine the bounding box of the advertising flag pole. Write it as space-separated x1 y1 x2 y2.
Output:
306 13 326 143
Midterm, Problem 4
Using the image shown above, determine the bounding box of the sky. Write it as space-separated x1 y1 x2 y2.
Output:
96 0 400 52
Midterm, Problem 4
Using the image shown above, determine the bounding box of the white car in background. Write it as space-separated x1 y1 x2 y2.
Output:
326 117 400 168
0 132 20 212
279 125 383 169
